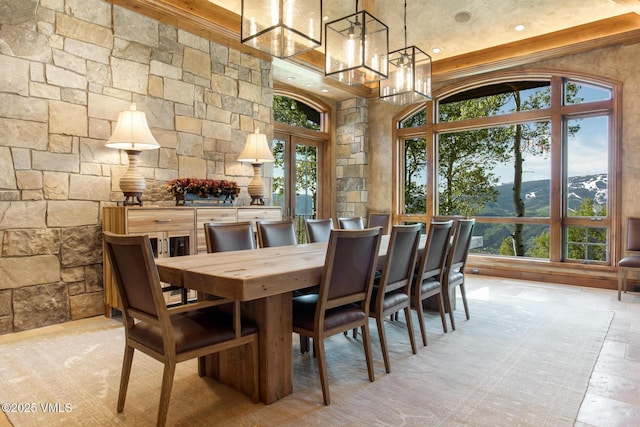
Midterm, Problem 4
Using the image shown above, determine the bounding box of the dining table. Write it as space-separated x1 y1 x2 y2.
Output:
155 234 482 404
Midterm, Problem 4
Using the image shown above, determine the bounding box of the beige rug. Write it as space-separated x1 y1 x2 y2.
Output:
0 278 613 426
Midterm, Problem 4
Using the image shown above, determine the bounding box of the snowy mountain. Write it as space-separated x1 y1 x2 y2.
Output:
485 174 607 216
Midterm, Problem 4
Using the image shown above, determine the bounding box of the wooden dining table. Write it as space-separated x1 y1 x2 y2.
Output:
155 236 397 404
155 234 481 404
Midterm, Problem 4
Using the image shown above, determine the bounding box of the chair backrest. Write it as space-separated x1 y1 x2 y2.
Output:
103 232 168 330
446 219 476 273
627 217 640 251
416 220 454 282
367 212 391 235
256 220 297 248
317 228 382 321
338 217 365 230
377 224 421 297
204 221 256 253
305 218 334 243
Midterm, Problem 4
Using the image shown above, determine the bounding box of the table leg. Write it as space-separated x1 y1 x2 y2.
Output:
203 293 293 404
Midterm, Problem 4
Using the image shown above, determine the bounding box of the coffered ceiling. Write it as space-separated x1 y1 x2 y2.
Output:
109 0 640 101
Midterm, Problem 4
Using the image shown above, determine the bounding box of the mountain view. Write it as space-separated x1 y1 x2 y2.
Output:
474 174 608 255
482 173 608 217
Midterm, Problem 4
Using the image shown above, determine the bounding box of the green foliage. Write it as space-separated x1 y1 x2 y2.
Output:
272 96 319 216
498 237 515 256
273 96 320 130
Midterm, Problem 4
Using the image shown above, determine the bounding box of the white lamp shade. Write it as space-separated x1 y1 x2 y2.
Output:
238 131 275 163
105 104 160 151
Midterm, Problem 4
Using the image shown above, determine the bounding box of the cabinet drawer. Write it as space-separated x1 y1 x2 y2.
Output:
237 207 281 222
127 209 194 233
196 208 237 224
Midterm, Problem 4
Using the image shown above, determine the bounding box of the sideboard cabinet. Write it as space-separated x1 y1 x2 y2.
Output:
102 206 281 315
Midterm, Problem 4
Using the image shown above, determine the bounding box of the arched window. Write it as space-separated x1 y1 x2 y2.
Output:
272 88 330 242
394 71 620 280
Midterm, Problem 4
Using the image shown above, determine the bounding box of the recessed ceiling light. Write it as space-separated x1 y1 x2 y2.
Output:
515 24 525 31
306 84 312 87
432 47 441 54
454 11 471 23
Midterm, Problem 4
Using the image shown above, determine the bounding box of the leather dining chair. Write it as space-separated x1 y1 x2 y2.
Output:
204 221 256 253
103 232 259 427
618 217 640 300
304 218 334 243
292 228 382 405
443 218 476 330
256 219 297 248
369 224 421 373
338 216 365 230
412 220 454 346
367 212 391 235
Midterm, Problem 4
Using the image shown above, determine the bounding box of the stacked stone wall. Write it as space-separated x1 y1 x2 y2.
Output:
335 97 368 220
0 0 273 333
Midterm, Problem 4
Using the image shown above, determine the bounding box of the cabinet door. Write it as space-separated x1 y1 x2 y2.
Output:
129 229 196 305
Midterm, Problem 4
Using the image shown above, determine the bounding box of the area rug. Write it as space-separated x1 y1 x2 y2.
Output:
0 278 613 426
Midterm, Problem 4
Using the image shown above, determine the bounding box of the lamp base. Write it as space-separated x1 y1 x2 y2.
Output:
123 192 143 206
247 162 267 206
249 196 265 206
119 150 146 207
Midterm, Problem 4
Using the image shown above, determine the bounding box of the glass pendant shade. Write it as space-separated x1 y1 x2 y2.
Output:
325 10 388 85
380 46 432 105
241 0 322 59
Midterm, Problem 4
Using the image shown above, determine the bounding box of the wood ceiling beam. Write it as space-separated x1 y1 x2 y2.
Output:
432 13 640 82
106 2 640 97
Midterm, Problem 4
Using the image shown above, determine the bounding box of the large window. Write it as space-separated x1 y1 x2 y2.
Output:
395 73 618 267
273 92 330 242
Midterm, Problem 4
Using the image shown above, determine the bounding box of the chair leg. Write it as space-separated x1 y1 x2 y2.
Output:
436 293 448 333
117 345 135 413
361 323 375 383
414 296 428 346
459 282 470 320
376 316 391 373
198 356 206 377
445 286 456 331
404 306 417 354
300 335 309 354
157 361 176 427
314 338 330 405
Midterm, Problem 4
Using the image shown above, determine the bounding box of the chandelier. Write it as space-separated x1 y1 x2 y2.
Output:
324 0 388 86
241 0 322 59
379 0 431 105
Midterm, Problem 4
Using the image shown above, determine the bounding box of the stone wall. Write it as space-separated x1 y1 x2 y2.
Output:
0 0 273 333
335 97 369 220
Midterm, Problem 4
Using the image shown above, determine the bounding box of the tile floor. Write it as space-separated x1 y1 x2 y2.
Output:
572 285 640 426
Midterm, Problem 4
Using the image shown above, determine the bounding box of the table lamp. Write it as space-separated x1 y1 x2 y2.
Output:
106 103 159 206
237 128 275 205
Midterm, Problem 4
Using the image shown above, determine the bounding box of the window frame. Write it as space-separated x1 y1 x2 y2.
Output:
392 70 622 283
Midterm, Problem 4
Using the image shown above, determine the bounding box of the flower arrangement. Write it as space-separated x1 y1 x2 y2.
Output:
167 178 241 199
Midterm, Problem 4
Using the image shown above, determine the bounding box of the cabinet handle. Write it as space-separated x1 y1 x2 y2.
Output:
156 219 172 223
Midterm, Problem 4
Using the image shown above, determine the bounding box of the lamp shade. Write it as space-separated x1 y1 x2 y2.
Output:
238 130 275 163
380 46 432 105
105 104 159 151
241 0 322 59
325 10 388 85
